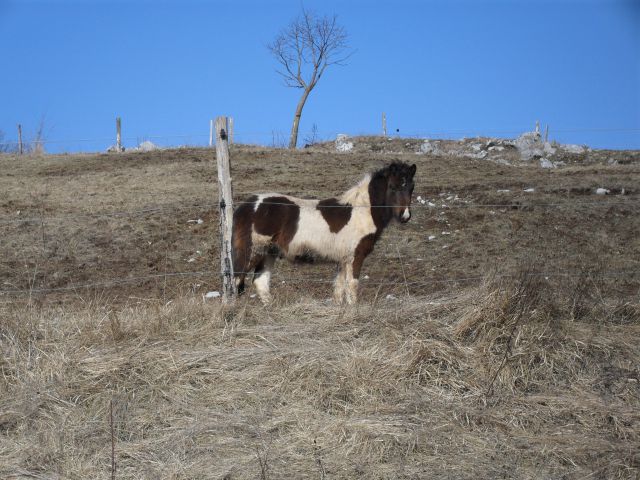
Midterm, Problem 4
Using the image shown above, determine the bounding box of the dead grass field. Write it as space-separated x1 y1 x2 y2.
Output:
1 139 639 478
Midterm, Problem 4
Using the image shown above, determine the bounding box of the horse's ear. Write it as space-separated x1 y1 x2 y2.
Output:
409 164 417 177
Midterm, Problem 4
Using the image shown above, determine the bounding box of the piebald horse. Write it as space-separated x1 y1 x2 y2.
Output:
232 161 416 304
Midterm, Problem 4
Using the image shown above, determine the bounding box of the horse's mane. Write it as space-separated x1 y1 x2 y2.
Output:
338 162 412 207
339 173 372 206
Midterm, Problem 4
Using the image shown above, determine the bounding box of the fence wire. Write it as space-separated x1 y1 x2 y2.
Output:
1 126 640 149
0 197 637 225
1 269 639 296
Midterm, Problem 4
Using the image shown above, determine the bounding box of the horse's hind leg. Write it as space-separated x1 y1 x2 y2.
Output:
253 253 276 304
232 222 253 296
334 261 348 304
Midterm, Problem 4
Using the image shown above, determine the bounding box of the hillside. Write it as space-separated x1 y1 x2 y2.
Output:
1 138 639 478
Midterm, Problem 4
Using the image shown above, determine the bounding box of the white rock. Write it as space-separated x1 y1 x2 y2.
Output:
204 291 220 299
514 131 543 161
137 140 159 152
335 134 354 152
595 188 610 195
523 188 535 192
385 294 397 300
540 158 556 169
543 142 557 155
562 144 586 154
428 235 436 241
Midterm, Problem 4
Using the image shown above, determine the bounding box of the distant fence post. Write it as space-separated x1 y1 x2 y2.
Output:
17 124 23 155
382 112 387 137
215 116 236 303
116 117 122 152
209 119 214 147
544 125 549 143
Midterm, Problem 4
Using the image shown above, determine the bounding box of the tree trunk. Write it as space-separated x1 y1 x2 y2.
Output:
289 87 312 149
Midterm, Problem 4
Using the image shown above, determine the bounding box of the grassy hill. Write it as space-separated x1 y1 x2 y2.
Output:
1 139 639 478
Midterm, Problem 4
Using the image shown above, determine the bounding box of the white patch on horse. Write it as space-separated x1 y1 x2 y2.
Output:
286 175 376 262
401 208 410 221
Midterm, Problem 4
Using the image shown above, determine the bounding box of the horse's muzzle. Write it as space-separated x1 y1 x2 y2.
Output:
399 208 411 223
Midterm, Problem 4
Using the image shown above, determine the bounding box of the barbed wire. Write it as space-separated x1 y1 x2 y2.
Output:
0 197 637 225
1 268 638 296
1 127 639 148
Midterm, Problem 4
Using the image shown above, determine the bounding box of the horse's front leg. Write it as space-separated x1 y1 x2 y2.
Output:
347 234 376 305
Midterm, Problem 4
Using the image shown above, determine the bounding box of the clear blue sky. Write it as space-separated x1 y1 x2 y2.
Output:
1 0 638 152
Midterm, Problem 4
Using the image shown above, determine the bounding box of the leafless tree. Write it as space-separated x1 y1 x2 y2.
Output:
268 9 351 149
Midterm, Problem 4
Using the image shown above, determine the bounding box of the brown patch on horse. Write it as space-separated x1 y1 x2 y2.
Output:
254 196 300 252
317 198 352 233
352 233 377 278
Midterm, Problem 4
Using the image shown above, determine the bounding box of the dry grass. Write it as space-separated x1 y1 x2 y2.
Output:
1 140 639 478
1 274 639 479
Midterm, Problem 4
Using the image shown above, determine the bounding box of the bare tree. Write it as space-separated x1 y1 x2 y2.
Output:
268 9 351 149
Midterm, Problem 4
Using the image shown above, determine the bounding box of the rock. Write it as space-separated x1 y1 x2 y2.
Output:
420 140 440 154
540 158 556 169
335 134 353 152
137 140 159 152
514 131 544 161
595 188 610 195
543 142 557 155
562 144 587 154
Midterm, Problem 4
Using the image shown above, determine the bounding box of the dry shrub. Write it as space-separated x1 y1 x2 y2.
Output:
454 271 583 394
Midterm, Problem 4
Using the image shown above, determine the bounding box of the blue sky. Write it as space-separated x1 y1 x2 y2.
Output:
1 0 638 152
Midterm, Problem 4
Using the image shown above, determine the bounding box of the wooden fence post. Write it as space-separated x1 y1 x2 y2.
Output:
17 124 23 155
209 119 214 147
116 117 123 152
215 116 236 303
228 117 234 145
382 113 387 137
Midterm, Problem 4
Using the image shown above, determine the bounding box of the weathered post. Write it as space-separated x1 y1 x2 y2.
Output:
17 124 23 155
382 112 387 137
215 116 236 303
116 117 122 152
228 117 234 144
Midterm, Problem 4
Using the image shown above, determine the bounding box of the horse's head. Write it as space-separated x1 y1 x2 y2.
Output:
385 162 417 223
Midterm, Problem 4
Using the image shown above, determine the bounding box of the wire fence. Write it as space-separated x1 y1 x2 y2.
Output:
2 268 639 296
2 126 640 153
1 125 639 299
0 196 637 225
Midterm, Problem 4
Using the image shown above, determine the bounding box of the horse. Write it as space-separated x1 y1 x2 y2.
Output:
232 161 417 304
